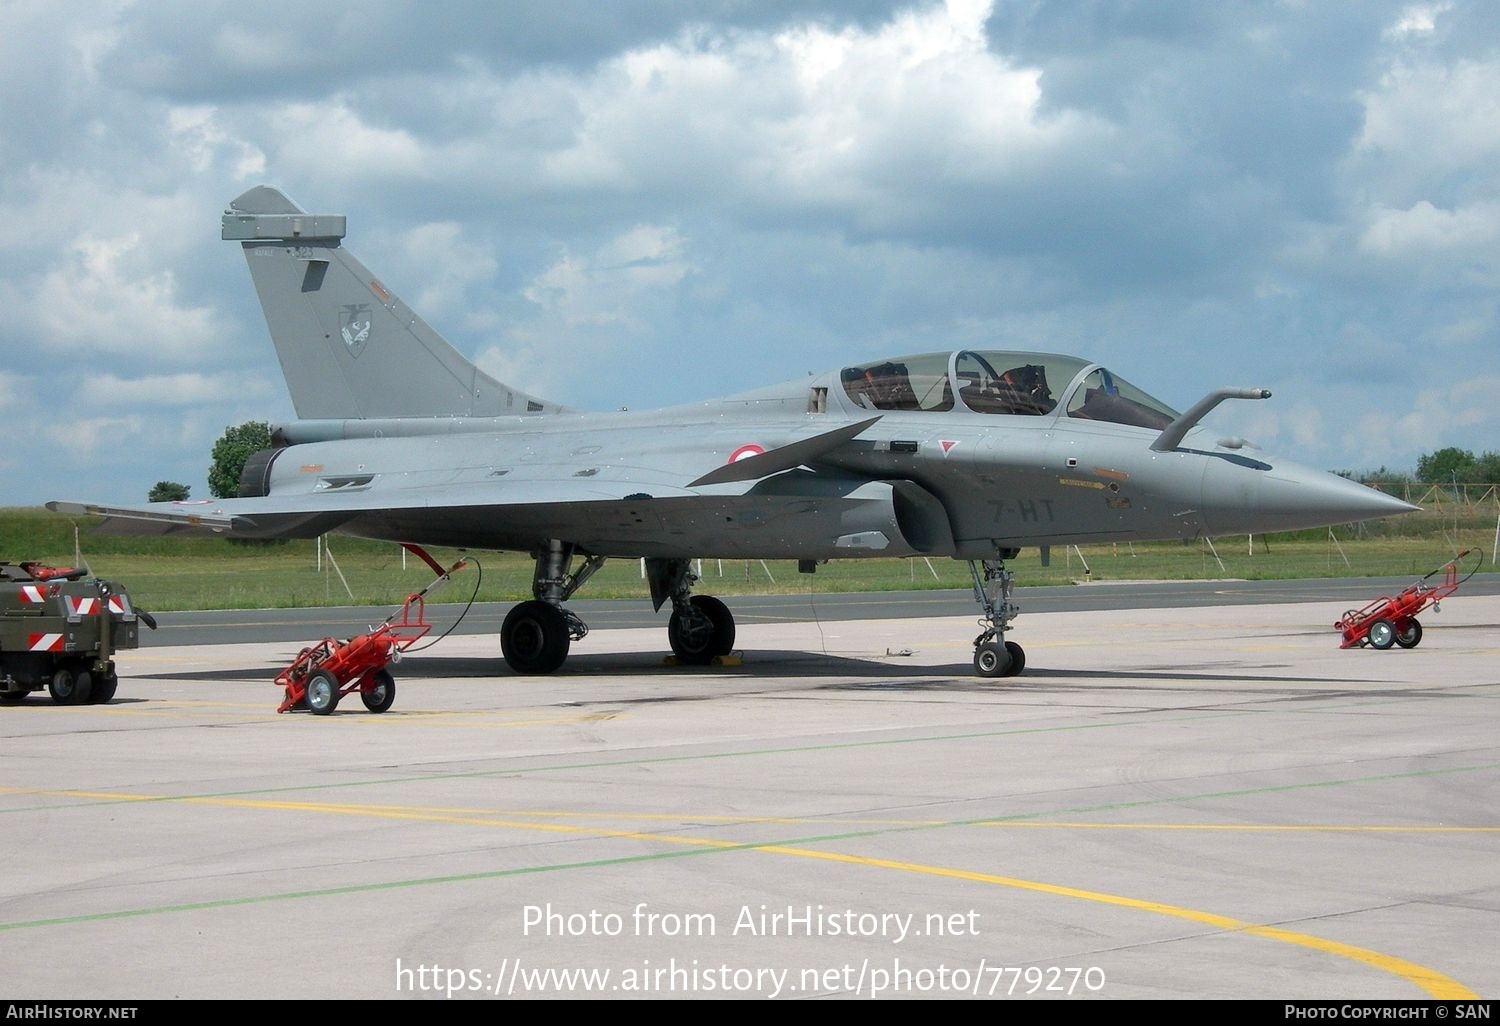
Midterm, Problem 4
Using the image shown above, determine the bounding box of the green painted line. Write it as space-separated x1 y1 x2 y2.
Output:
0 846 733 931
0 761 1488 996
1 710 1233 813
8 683 1495 818
3 760 1499 932
976 760 1500 823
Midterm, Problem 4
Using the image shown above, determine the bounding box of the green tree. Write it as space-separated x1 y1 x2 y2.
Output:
208 421 273 498
1474 451 1500 486
148 481 190 502
1345 466 1412 487
1415 447 1477 484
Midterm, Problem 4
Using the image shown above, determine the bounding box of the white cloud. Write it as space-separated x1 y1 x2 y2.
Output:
1441 375 1500 430
1423 306 1495 348
209 23 306 75
76 372 268 407
1231 402 1328 459
5 233 216 360
520 223 691 329
261 100 429 181
4 2 1499 501
42 415 147 461
1359 200 1500 257
474 223 693 399
536 0 1100 219
396 222 499 317
1355 58 1500 180
168 105 266 178
1383 2 1452 40
1352 375 1500 467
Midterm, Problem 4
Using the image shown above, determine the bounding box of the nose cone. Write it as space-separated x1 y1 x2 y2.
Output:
1202 456 1419 535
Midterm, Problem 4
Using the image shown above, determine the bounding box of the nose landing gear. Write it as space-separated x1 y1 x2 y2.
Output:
969 552 1025 678
648 558 736 665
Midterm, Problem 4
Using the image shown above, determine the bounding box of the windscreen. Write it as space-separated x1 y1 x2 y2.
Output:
951 352 1090 416
840 353 955 412
1065 367 1179 429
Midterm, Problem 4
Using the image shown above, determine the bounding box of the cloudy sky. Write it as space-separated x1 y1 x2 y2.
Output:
2 0 1496 506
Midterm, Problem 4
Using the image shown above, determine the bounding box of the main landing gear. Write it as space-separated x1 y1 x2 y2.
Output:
500 541 600 674
498 545 738 674
969 551 1025 679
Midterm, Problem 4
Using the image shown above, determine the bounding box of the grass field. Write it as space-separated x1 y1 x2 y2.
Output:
3 505 1495 612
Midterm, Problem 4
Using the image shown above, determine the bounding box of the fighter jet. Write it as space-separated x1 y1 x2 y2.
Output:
49 186 1417 678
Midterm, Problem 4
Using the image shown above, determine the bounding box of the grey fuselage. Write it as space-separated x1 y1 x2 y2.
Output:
245 351 1400 561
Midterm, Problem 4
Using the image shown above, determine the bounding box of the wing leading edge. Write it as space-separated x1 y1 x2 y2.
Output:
48 414 897 552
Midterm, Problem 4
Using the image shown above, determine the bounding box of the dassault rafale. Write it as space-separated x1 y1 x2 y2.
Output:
50 187 1416 678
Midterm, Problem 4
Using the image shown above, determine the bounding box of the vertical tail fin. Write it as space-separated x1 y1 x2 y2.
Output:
222 186 566 420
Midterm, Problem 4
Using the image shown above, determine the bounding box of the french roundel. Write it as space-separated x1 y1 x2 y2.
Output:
728 444 765 464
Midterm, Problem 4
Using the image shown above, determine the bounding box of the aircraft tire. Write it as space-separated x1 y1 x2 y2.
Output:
1367 619 1396 650
305 669 341 715
1003 641 1026 677
698 596 737 657
89 673 119 704
668 596 735 665
1394 619 1423 649
973 643 1011 678
49 667 92 705
361 669 396 713
502 601 571 674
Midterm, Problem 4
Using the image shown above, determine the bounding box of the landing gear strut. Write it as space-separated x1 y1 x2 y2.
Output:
500 541 604 674
969 551 1025 678
647 558 736 665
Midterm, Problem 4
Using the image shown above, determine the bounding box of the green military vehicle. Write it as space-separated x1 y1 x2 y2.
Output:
0 562 153 705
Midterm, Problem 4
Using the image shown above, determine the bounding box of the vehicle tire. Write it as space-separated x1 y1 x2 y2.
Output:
973 642 1011 678
1367 619 1396 650
361 669 396 713
668 595 735 665
1394 619 1423 649
0 690 27 704
305 669 341 715
89 673 119 704
1003 640 1026 677
49 668 92 705
501 600 571 674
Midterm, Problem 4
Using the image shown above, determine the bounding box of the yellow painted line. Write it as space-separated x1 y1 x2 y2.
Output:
0 790 765 846
226 802 950 828
0 789 165 801
191 796 742 849
220 802 1485 997
0 788 1477 996
5 789 1496 836
0 789 945 826
753 847 1475 999
152 797 1500 996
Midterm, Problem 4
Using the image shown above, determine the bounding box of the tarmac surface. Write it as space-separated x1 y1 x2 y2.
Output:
4 579 1499 1001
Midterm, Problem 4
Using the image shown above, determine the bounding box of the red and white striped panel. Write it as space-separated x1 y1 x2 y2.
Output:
65 596 99 616
19 585 47 604
107 595 131 615
27 633 64 652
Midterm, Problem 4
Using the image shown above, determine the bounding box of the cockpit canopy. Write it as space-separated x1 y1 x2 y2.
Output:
839 350 1180 430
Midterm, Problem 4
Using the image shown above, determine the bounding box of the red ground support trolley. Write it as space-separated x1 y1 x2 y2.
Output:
275 551 469 715
1335 549 1478 650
